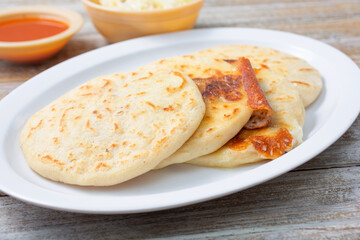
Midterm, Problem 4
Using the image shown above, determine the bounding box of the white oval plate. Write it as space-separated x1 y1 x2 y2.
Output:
0 28 359 214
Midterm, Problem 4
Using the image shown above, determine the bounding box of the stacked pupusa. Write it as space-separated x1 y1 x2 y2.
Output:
20 45 322 186
140 45 322 169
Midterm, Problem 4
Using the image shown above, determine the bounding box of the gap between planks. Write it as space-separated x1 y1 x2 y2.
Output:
0 165 360 238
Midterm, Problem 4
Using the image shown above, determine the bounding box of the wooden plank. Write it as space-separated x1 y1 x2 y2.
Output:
296 116 360 170
0 81 24 100
0 166 359 238
199 1 360 65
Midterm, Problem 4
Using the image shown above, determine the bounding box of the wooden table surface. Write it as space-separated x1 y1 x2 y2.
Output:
1 0 360 239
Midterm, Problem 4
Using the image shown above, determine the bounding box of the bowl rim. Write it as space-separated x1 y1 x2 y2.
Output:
0 6 84 48
82 0 204 15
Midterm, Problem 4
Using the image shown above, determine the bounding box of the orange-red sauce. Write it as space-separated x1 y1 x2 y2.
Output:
0 18 68 42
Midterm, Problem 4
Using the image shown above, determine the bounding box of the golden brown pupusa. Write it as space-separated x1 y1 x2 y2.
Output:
140 57 272 169
189 68 305 168
20 69 205 186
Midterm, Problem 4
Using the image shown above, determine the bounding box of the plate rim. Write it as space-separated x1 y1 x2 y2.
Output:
0 27 359 214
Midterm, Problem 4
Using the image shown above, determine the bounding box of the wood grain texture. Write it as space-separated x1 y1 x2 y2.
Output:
297 117 360 170
1 167 360 239
0 0 360 239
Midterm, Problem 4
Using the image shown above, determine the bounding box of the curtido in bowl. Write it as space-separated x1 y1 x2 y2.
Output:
82 0 204 43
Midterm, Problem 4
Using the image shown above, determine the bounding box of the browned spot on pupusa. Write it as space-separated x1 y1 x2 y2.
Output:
166 71 187 93
80 85 92 90
95 162 109 170
275 96 295 101
181 91 189 98
26 119 43 139
157 136 169 145
60 107 75 132
86 120 96 132
111 143 119 148
146 101 156 109
260 64 269 69
253 64 271 74
223 59 237 64
193 74 243 102
188 98 196 105
81 93 95 97
163 105 174 111
41 155 64 166
182 55 194 59
95 149 112 160
134 72 153 81
206 128 215 133
291 81 311 87
101 79 111 88
229 128 293 158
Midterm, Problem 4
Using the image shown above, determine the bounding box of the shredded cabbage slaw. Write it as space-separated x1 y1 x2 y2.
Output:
98 0 197 11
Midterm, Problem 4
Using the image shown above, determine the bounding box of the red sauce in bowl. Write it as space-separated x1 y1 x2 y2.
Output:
0 18 68 42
